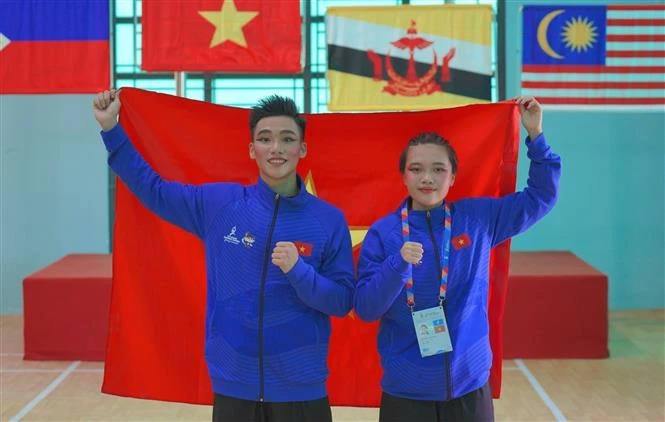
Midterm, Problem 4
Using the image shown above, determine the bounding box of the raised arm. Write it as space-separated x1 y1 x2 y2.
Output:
93 90 208 238
487 96 561 246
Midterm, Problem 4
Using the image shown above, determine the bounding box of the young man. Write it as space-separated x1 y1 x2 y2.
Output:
354 96 561 422
93 90 354 422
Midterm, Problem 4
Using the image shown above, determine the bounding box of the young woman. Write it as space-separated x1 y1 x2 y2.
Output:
354 96 561 422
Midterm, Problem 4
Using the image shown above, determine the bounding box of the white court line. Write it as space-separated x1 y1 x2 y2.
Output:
9 361 80 422
515 359 567 422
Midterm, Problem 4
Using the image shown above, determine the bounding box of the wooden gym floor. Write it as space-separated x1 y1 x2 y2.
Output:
1 310 663 421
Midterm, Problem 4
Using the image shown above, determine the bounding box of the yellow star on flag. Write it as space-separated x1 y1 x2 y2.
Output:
198 0 259 48
304 172 368 249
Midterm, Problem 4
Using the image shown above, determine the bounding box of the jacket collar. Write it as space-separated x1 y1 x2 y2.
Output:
254 175 309 209
396 197 449 230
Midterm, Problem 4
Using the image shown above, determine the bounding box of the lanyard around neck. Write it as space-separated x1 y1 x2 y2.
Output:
401 203 452 310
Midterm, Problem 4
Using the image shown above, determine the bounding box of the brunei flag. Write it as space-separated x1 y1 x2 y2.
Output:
326 5 493 111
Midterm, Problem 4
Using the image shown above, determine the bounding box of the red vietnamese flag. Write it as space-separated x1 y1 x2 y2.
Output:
102 88 519 405
142 0 301 72
293 241 313 257
453 233 472 250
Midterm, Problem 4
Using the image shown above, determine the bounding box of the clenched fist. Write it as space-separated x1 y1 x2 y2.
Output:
515 95 543 140
272 241 300 273
93 89 120 131
400 241 424 265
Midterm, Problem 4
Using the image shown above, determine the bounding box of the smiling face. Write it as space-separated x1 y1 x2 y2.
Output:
401 143 456 211
249 115 307 189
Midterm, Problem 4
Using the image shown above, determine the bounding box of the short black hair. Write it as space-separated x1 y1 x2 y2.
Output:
249 95 306 140
399 132 458 174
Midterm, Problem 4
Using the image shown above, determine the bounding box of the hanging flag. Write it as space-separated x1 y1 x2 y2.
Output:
326 5 493 111
102 88 519 405
0 0 109 94
142 0 301 72
522 4 665 110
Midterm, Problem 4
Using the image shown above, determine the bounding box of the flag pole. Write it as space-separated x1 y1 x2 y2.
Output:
175 71 185 97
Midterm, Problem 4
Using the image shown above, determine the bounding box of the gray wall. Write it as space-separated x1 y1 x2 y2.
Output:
1 95 109 314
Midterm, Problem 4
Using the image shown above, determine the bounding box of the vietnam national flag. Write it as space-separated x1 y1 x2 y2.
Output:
142 0 301 72
102 88 519 405
293 241 314 257
0 1 109 94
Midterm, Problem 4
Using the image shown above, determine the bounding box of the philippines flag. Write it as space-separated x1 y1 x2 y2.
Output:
0 1 110 94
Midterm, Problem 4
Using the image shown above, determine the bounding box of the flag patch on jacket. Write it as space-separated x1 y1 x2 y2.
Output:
453 233 472 250
294 241 313 257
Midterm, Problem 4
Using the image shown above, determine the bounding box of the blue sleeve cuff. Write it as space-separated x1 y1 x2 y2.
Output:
100 123 127 153
525 133 550 160
286 257 310 283
388 253 410 276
